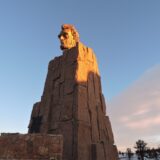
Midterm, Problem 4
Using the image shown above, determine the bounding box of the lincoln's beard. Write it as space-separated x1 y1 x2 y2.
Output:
60 42 77 50
60 45 68 50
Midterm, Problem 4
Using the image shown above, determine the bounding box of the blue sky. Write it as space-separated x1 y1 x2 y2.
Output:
0 0 160 150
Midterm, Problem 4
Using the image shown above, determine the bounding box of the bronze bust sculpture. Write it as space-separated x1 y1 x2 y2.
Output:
58 24 79 50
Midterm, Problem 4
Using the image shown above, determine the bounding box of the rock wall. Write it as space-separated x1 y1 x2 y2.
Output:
0 133 63 160
28 42 118 160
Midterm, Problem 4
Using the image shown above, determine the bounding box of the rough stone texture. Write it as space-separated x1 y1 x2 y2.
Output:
0 133 63 160
28 42 118 160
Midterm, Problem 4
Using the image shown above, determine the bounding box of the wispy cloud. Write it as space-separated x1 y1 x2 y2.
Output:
108 64 160 151
125 115 160 129
132 108 150 116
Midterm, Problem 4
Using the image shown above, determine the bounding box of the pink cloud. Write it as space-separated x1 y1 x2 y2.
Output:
125 115 160 129
108 64 160 151
132 108 150 116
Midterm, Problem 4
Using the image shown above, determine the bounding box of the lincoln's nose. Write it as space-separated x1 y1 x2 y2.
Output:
59 35 64 41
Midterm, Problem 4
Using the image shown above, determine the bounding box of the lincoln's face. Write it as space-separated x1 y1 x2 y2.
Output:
58 29 76 50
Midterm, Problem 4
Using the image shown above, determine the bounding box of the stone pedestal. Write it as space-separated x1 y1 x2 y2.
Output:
28 43 118 160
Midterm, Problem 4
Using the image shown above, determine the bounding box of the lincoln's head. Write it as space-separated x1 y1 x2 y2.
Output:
58 24 80 50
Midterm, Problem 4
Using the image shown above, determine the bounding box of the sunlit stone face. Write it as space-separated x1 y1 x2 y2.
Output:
58 29 76 50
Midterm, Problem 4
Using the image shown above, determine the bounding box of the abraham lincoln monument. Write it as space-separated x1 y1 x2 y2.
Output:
0 24 118 160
